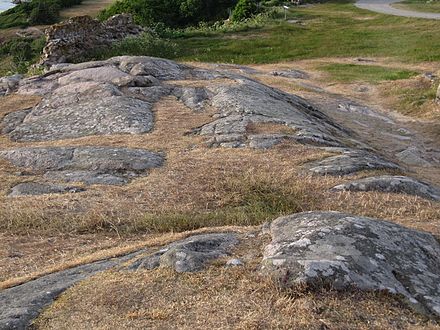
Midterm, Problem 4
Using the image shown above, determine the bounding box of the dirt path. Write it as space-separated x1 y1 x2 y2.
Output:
355 0 440 19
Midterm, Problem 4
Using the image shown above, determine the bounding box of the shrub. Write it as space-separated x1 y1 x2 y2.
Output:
231 0 258 22
28 0 60 25
0 0 82 28
98 0 237 28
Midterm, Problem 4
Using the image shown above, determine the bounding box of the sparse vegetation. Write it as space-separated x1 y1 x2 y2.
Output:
319 63 419 83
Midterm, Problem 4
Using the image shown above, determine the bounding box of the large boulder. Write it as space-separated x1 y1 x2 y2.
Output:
262 211 440 317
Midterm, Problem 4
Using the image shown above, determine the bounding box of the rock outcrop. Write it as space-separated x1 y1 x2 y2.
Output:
331 175 440 201
40 14 143 66
0 146 164 186
262 211 440 317
0 56 434 190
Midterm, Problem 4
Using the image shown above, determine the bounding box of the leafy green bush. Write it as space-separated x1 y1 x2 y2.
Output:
231 0 258 21
98 0 237 28
0 0 82 28
0 36 46 74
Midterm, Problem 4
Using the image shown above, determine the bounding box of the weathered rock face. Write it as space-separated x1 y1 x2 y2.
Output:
40 14 143 66
262 211 440 317
0 146 164 185
128 233 239 272
331 175 440 201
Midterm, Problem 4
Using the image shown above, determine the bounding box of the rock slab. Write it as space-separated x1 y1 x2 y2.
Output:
262 211 440 317
0 146 164 186
331 175 440 201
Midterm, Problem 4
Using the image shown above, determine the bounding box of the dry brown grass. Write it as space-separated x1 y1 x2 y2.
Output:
33 236 439 329
1 92 440 284
0 225 254 289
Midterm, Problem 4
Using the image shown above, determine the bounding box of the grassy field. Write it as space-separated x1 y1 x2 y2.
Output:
393 0 440 13
166 2 440 64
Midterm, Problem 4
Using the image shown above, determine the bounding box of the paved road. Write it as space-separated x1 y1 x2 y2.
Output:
355 0 440 19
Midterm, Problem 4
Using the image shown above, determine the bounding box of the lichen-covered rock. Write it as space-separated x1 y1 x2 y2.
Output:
331 175 440 200
128 233 239 272
262 211 440 317
0 146 164 185
40 14 143 66
9 182 84 196
307 150 401 175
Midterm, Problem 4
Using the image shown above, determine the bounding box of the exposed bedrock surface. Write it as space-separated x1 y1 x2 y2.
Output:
262 211 440 318
0 146 164 185
1 56 437 189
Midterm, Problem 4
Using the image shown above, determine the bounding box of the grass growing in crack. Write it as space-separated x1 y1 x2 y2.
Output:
318 63 418 83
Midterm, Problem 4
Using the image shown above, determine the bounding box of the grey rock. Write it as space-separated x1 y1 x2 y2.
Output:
271 69 309 79
44 171 128 185
7 95 154 142
127 85 173 103
396 146 431 167
128 233 239 272
262 211 440 317
9 182 84 197
116 56 186 80
173 87 211 112
0 109 31 134
0 74 23 96
337 102 394 124
198 78 354 149
331 175 440 201
0 250 144 330
307 150 401 175
0 146 164 185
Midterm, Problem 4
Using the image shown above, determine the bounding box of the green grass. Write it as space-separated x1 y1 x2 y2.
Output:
165 2 440 64
319 63 418 83
394 0 440 13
